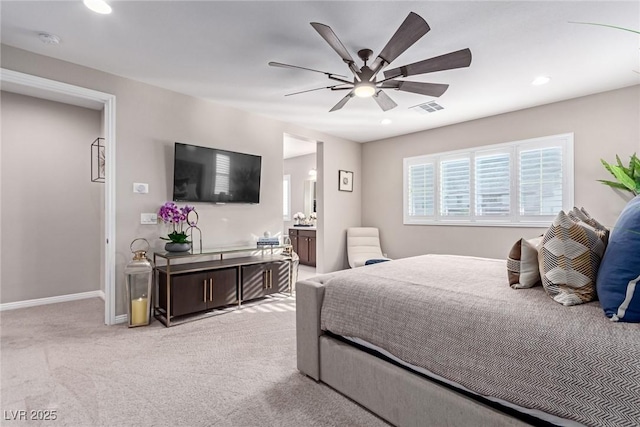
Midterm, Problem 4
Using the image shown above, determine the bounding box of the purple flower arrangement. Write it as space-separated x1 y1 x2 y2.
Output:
158 202 195 244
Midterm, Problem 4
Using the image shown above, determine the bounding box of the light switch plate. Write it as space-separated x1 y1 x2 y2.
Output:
141 213 157 225
133 183 149 194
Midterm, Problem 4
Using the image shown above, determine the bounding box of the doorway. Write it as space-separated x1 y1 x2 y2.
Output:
283 133 317 278
0 69 117 325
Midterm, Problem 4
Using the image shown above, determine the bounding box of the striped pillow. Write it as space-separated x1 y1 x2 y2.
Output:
568 207 609 245
539 211 606 306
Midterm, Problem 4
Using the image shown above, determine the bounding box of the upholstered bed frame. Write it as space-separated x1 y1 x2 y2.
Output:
296 279 529 427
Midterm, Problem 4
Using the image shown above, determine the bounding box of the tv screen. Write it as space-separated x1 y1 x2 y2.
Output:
173 142 261 204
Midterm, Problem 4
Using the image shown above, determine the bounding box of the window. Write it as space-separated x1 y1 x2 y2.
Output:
407 162 435 217
475 151 510 216
283 174 291 220
214 153 230 195
440 157 470 216
403 133 573 226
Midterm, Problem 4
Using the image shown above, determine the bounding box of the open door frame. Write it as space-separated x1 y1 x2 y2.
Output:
1 68 117 325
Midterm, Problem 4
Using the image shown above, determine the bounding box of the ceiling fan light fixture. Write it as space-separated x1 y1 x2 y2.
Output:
354 83 376 98
83 0 112 14
271 12 471 112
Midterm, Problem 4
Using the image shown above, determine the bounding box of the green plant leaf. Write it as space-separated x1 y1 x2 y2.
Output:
598 179 631 190
601 159 616 178
610 165 637 192
616 154 633 176
631 154 640 181
162 231 191 244
629 153 637 171
569 21 640 35
600 154 640 196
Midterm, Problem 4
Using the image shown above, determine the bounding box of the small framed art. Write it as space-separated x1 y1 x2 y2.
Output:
338 170 353 192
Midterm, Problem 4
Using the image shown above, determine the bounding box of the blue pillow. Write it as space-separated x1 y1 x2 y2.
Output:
596 195 640 322
365 259 390 266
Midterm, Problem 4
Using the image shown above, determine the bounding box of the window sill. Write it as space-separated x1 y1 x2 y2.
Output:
403 220 550 228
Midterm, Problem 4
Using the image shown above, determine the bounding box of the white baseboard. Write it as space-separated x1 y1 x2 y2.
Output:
115 314 128 324
0 290 104 312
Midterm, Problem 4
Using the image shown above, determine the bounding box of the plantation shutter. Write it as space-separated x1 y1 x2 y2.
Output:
407 163 435 217
440 157 470 216
519 146 563 216
475 152 511 216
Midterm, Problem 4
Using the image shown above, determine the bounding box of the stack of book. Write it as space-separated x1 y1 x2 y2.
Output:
257 237 280 247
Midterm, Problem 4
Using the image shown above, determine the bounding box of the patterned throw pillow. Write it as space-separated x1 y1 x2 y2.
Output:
568 207 609 245
507 236 543 289
539 211 606 306
596 195 640 322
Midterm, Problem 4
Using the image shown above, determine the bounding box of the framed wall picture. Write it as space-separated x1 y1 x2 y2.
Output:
338 170 354 192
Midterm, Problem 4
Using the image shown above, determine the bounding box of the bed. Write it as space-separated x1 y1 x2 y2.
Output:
295 254 640 427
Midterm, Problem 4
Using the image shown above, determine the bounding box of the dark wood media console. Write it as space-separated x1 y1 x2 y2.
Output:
153 247 291 327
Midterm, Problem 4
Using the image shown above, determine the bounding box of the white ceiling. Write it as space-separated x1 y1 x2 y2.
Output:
283 134 317 159
1 1 639 143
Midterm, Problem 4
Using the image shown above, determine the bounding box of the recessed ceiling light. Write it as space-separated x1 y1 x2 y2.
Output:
38 32 61 45
531 76 551 86
381 119 392 125
83 0 112 14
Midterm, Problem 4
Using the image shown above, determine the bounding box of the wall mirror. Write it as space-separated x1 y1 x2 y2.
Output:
303 179 316 217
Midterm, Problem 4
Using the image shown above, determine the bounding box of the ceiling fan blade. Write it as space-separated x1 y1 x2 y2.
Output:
285 85 348 97
268 61 348 78
381 81 449 97
310 22 357 65
383 48 472 79
373 90 398 111
329 92 354 112
370 12 430 72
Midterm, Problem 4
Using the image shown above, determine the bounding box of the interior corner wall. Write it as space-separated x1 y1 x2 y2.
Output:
1 44 362 313
362 85 640 260
1 91 103 303
315 134 362 273
283 152 316 230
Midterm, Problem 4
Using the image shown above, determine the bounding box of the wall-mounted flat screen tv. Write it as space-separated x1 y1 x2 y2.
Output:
173 142 261 204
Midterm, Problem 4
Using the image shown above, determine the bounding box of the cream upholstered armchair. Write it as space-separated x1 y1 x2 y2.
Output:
346 227 391 268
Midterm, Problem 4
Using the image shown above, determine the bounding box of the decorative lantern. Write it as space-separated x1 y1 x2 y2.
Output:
124 238 154 328
91 137 105 183
282 235 293 256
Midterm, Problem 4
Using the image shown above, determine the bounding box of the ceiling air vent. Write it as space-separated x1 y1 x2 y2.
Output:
411 101 444 114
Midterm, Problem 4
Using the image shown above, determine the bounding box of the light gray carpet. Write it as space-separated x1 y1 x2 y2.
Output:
1 297 388 427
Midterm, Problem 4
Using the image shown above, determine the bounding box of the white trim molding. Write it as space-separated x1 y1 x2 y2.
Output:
0 291 105 312
115 314 128 324
0 68 117 325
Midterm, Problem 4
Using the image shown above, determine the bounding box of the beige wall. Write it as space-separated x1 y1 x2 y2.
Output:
1 45 362 314
317 137 362 272
283 153 316 231
1 91 103 303
362 85 640 260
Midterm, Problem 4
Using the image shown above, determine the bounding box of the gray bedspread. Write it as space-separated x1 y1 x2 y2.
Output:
319 254 640 427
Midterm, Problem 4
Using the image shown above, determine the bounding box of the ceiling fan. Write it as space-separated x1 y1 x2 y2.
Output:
269 12 472 112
